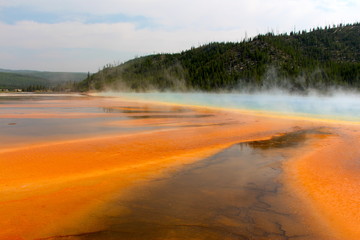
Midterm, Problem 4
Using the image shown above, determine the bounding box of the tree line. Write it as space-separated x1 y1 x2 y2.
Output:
78 22 360 93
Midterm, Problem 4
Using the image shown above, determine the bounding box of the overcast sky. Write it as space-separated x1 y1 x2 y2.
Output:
0 0 359 72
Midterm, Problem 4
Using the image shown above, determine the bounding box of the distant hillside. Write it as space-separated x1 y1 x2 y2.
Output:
79 22 360 93
0 72 49 90
0 69 87 90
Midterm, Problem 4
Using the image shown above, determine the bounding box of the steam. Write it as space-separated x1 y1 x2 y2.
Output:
97 90 360 122
92 63 359 96
94 64 360 122
231 66 357 95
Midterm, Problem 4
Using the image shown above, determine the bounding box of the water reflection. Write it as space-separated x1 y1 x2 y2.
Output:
128 114 213 119
101 106 214 120
69 129 329 240
101 106 212 119
0 96 174 147
247 128 331 150
0 95 217 148
102 106 191 114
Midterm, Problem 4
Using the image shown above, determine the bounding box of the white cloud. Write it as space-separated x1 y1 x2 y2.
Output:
2 0 359 30
0 0 359 71
0 20 245 51
0 20 246 71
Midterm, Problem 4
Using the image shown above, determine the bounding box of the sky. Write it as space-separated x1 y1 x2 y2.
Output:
0 0 359 72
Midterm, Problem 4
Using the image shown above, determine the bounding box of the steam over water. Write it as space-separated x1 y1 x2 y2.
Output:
100 92 360 121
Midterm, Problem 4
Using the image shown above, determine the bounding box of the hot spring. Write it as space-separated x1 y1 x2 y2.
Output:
98 91 360 122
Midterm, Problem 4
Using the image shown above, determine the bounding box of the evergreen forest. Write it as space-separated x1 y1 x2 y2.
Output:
78 23 360 93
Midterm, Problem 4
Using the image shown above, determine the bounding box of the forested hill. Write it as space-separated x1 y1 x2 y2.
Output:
0 69 87 91
79 23 360 93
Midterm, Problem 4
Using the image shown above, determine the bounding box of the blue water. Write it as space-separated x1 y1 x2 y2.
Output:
100 92 360 122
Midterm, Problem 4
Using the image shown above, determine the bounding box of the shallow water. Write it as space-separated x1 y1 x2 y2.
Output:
0 94 210 147
64 130 330 240
0 95 124 146
99 92 360 121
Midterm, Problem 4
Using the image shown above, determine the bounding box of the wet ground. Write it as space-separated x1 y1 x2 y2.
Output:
37 130 331 240
1 94 356 240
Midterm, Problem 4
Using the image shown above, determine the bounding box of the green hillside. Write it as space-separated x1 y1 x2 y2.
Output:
79 23 360 93
4 70 87 84
0 72 49 90
0 69 87 91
